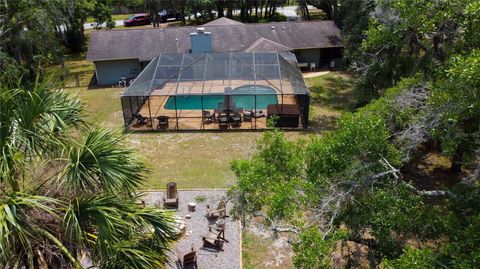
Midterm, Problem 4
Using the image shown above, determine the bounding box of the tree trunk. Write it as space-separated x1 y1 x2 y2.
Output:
451 146 464 174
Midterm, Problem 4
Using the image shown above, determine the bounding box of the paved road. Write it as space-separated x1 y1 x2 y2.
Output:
83 6 305 29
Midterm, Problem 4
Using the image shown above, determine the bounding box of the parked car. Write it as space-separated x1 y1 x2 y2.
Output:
123 14 151 27
158 9 181 22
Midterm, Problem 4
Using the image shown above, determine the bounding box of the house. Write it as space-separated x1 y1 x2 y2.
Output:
86 18 343 85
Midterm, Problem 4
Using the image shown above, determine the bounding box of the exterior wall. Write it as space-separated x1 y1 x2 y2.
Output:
293 49 321 68
94 59 142 86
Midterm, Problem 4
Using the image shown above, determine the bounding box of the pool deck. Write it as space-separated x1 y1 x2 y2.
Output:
129 95 299 131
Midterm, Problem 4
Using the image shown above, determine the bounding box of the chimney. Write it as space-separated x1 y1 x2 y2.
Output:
190 27 212 53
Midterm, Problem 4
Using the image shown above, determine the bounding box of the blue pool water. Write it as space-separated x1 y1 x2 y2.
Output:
164 85 278 110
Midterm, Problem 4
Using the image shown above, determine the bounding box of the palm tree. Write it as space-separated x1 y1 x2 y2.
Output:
0 80 176 268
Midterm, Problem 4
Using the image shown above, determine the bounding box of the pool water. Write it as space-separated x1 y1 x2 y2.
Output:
164 85 278 110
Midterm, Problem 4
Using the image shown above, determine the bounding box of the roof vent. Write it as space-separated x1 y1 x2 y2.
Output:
271 26 275 30
197 27 205 33
282 26 285 30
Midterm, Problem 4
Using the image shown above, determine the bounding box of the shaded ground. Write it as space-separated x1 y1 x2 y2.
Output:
402 152 463 191
305 72 356 132
142 190 241 269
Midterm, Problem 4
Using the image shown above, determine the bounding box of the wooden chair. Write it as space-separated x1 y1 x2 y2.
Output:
202 227 228 251
163 182 179 208
179 249 197 268
206 198 227 220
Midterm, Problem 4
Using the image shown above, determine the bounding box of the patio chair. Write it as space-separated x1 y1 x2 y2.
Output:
243 110 253 122
230 112 242 127
206 198 227 220
177 246 197 269
202 110 214 124
202 227 228 251
133 112 149 125
163 182 179 208
218 113 229 129
157 115 169 129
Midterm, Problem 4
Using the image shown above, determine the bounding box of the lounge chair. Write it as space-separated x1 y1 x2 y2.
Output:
206 198 227 220
202 227 228 251
202 110 215 124
133 112 149 124
157 115 169 129
178 248 197 269
163 182 179 208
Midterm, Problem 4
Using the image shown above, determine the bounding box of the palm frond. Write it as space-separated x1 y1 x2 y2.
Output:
64 195 176 269
62 129 148 194
0 192 64 267
0 82 85 191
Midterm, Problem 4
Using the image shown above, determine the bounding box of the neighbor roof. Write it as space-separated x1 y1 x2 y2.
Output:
86 20 342 62
203 17 244 26
123 52 309 97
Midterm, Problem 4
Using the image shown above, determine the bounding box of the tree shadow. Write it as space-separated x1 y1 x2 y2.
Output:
309 75 356 112
308 115 339 133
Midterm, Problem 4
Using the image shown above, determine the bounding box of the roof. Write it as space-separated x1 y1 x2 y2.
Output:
203 17 244 26
245 37 292 52
123 52 309 97
86 20 342 62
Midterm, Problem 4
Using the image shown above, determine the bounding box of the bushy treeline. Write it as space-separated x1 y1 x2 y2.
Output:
229 0 480 267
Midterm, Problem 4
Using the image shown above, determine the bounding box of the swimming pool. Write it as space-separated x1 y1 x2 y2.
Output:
163 85 278 110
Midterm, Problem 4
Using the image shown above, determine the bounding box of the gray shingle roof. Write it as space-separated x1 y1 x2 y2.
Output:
245 37 292 52
203 17 244 26
86 20 342 62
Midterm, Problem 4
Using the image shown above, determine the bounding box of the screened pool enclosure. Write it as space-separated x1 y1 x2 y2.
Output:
121 52 310 131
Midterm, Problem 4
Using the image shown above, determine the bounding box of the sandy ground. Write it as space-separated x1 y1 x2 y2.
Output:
142 190 241 269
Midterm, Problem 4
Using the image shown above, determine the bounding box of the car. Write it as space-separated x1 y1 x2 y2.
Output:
123 14 151 27
158 9 181 22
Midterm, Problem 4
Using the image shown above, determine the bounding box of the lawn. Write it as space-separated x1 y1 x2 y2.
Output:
60 51 355 189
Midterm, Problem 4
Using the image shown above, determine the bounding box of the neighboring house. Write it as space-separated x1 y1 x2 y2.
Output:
86 18 343 85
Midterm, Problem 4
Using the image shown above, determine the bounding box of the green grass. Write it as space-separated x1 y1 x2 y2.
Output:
305 72 356 131
60 52 355 189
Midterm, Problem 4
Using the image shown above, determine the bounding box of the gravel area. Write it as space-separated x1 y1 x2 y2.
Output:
142 190 241 269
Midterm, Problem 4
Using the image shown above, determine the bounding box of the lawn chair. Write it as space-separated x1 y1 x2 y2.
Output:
163 182 179 208
133 112 149 125
202 110 214 124
178 248 197 269
206 198 227 220
157 115 169 129
202 227 228 251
